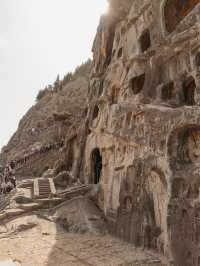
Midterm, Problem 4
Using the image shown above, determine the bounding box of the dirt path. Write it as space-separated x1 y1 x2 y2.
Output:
0 215 164 266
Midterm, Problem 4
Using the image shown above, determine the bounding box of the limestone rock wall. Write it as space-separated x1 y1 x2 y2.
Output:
84 1 200 265
2 1 200 264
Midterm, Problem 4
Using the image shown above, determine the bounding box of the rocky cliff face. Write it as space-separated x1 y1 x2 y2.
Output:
83 1 200 265
2 0 200 265
0 61 91 177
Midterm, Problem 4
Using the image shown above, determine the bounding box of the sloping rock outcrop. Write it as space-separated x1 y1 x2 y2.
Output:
0 61 91 178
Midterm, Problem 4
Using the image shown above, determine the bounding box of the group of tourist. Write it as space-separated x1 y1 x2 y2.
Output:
0 161 16 194
15 141 64 169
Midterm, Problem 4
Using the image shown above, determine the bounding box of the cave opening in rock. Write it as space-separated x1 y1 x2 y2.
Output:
84 107 88 117
112 49 116 57
91 148 102 184
124 196 132 211
117 47 123 58
164 0 200 33
182 76 196 106
186 250 192 265
161 81 175 101
130 73 145 94
67 140 74 170
93 105 99 120
198 256 200 266
146 170 167 231
139 29 151 53
168 125 200 166
172 178 186 198
195 52 200 67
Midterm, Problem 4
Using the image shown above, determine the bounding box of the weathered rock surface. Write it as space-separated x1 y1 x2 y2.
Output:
52 196 107 234
13 188 33 204
42 168 55 179
81 1 200 265
53 171 74 187
14 195 33 204
0 209 25 221
17 179 33 189
2 1 200 265
0 61 91 178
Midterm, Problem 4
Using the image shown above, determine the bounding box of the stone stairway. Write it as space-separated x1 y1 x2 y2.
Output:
33 178 56 199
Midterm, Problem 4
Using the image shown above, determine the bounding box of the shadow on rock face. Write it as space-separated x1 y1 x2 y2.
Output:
46 196 108 266
50 196 107 235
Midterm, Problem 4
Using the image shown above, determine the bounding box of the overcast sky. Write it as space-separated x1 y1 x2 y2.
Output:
0 0 108 149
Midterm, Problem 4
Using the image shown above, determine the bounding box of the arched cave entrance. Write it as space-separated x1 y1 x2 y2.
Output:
91 148 102 184
117 47 123 58
67 139 74 170
170 125 200 164
182 76 196 106
198 256 200 266
146 169 167 232
161 81 175 101
139 29 151 53
130 73 145 95
116 164 167 249
195 52 200 67
93 105 99 121
164 0 199 33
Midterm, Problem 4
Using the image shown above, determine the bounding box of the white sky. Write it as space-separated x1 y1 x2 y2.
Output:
0 0 108 149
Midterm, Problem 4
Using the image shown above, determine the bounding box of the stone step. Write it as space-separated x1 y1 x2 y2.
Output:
39 191 51 194
33 178 56 199
39 191 51 195
40 193 51 197
38 183 50 186
39 182 50 185
39 186 51 189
